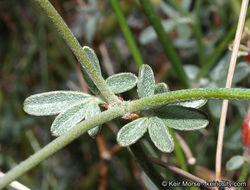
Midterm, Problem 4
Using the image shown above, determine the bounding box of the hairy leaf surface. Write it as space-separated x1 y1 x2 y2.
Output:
24 91 91 116
137 64 155 98
148 117 174 152
86 102 102 137
51 102 89 136
106 73 137 94
117 118 148 146
157 106 209 130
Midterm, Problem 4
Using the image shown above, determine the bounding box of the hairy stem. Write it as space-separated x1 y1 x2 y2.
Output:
34 0 118 103
0 88 249 188
127 88 250 112
0 107 123 189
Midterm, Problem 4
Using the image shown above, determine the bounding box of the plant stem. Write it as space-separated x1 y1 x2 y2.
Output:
169 129 188 171
236 163 250 190
130 143 165 190
110 0 144 68
197 9 250 79
165 0 205 66
0 88 250 188
99 0 135 40
159 1 201 172
193 0 205 66
197 25 236 79
149 157 216 190
128 88 250 112
34 0 119 104
0 107 123 189
139 0 189 88
215 0 249 181
164 0 189 16
169 131 200 190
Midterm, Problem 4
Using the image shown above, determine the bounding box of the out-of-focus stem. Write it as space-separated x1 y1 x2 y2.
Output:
110 0 144 68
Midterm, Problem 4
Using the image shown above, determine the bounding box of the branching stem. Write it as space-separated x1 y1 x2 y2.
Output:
34 0 119 104
0 88 249 189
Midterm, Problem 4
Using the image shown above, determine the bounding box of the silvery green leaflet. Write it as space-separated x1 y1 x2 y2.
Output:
24 47 208 152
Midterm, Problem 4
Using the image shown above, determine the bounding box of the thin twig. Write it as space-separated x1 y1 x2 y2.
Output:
0 172 30 190
96 135 110 190
130 143 165 190
99 43 115 76
75 61 90 93
96 135 122 190
148 157 216 190
175 133 196 165
215 0 249 182
110 144 121 155
169 129 188 171
1 88 250 189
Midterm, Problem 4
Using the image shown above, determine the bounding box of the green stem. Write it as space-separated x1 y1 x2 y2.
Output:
197 25 236 79
109 0 144 68
236 163 250 190
139 0 190 88
164 0 189 16
0 88 250 188
169 130 199 190
168 131 199 190
197 9 250 79
169 129 188 171
0 107 123 189
130 143 165 190
193 0 205 66
34 0 118 103
157 2 198 175
127 88 250 112
165 0 205 66
99 0 135 40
